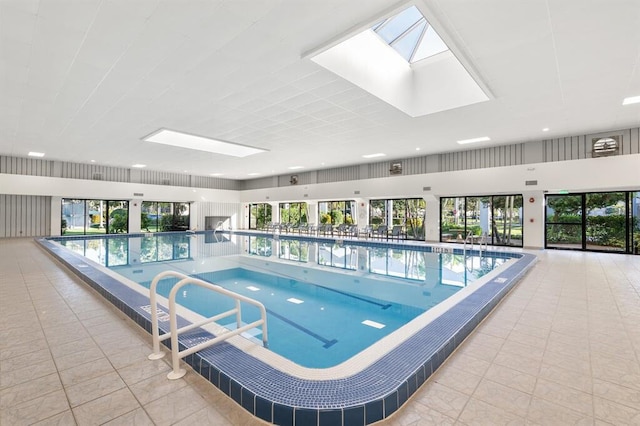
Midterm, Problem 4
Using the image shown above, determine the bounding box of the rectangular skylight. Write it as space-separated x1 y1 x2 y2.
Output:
142 129 267 157
28 152 45 157
456 136 490 145
363 153 386 158
622 95 640 105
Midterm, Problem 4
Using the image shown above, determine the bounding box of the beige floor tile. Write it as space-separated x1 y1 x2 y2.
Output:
0 389 70 425
32 410 76 426
527 397 594 425
66 370 126 407
533 378 593 416
413 381 470 419
72 388 140 425
483 363 537 394
102 407 155 425
117 357 171 386
0 373 63 410
593 396 640 425
129 367 190 405
431 364 483 395
143 385 210 426
592 378 640 410
59 356 114 387
537 363 593 394
0 358 57 390
457 397 525 425
473 378 531 417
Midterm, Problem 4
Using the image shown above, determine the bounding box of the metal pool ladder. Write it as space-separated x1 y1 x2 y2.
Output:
463 231 488 259
147 271 269 380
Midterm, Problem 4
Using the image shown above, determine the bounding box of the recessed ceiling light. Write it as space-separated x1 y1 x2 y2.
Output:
90 159 96 163
248 172 260 176
456 136 490 145
210 173 223 176
28 152 45 157
416 147 421 151
622 95 640 105
362 153 386 158
131 164 146 168
288 166 304 170
542 128 550 132
142 128 267 157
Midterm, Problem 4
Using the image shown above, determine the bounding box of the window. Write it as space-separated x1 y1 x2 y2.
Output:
279 202 308 226
440 195 523 247
141 201 190 232
318 201 356 225
249 203 272 229
62 199 129 235
546 191 639 254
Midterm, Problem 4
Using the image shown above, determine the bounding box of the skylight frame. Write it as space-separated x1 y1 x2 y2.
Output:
371 5 449 64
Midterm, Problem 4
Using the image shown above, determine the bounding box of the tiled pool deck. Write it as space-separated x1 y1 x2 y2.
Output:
34 233 535 426
2 236 640 425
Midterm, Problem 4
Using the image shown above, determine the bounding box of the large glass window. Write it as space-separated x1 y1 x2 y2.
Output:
318 201 355 225
62 199 129 235
279 202 308 226
440 195 523 247
546 191 639 254
440 197 466 242
632 192 640 255
141 201 190 232
546 194 583 249
249 203 272 229
369 198 426 240
585 192 626 252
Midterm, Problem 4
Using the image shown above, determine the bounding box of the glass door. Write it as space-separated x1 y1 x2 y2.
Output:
545 194 583 249
585 192 626 252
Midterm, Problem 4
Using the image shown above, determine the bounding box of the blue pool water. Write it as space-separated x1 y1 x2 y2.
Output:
55 232 509 368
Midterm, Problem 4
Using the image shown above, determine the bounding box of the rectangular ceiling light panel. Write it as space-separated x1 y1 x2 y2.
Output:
143 129 267 157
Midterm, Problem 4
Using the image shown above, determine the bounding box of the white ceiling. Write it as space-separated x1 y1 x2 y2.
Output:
1 0 639 180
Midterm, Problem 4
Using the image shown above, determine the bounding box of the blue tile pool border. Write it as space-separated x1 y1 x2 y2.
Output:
37 232 536 426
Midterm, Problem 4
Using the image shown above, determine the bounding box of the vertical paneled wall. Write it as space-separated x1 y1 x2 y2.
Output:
542 127 640 162
439 143 524 172
196 202 243 231
0 156 54 176
140 170 191 187
0 195 51 237
60 162 131 182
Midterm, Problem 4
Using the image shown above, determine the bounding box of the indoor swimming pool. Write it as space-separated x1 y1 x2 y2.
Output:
52 232 509 367
39 231 536 425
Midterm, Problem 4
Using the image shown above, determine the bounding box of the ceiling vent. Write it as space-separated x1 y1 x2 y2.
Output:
592 136 620 158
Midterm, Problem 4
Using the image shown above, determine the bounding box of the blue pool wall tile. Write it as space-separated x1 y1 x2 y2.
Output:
294 408 318 426
364 399 383 424
241 388 256 413
37 236 537 426
273 403 294 426
344 405 365 426
255 395 273 423
319 409 343 426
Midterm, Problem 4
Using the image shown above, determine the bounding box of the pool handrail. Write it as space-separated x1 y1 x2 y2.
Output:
147 271 269 379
